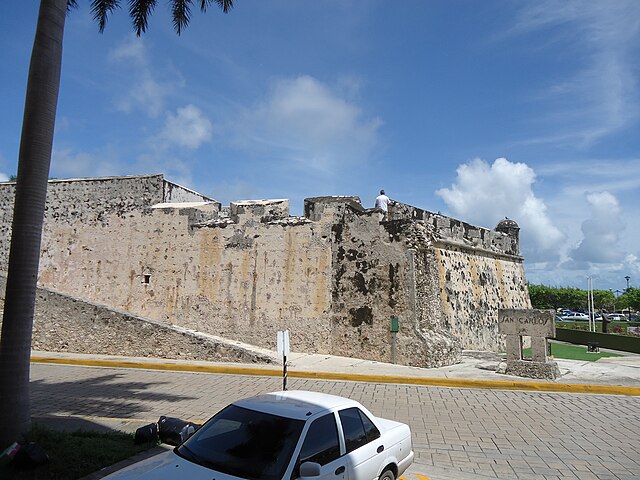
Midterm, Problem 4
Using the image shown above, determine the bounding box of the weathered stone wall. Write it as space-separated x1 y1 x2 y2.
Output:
326 206 416 364
0 174 218 269
323 205 460 367
0 276 273 363
435 244 530 350
0 176 531 367
388 200 530 352
32 203 334 355
163 180 216 203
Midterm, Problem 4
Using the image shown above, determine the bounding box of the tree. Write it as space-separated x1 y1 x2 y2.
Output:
528 284 615 311
527 284 559 309
0 0 234 449
618 287 639 312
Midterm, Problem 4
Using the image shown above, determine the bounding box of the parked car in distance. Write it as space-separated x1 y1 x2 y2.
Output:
104 390 414 480
607 313 628 321
560 312 590 321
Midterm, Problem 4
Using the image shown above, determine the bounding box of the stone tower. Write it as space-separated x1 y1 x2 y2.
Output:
495 217 520 255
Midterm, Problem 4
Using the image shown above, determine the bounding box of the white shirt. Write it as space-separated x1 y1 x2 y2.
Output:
375 194 390 212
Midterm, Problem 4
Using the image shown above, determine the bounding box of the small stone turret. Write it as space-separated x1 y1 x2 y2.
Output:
495 217 520 255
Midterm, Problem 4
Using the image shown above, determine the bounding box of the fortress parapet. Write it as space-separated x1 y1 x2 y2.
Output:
303 196 365 221
230 199 290 224
389 201 520 257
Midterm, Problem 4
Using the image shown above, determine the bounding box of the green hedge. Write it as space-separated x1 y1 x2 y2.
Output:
554 328 640 354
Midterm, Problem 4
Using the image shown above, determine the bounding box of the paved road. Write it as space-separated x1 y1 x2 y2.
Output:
31 363 640 480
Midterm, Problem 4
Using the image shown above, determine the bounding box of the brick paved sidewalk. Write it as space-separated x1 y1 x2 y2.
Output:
30 363 640 480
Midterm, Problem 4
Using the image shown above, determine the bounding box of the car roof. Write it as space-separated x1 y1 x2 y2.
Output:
233 390 361 420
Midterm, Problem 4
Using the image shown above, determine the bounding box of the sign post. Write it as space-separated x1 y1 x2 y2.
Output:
390 317 399 364
276 330 290 390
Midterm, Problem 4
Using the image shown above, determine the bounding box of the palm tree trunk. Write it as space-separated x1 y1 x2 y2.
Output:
0 0 67 448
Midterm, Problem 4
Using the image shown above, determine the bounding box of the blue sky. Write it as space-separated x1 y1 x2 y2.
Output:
1 1 638 292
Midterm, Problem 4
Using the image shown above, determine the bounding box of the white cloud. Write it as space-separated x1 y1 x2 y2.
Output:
568 192 625 264
436 157 565 262
108 36 181 118
109 37 147 64
234 75 382 174
52 147 121 178
0 151 8 180
203 178 257 204
134 152 194 188
160 105 213 150
509 1 640 146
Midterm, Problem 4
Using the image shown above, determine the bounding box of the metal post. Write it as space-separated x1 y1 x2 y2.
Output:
283 354 287 391
390 316 399 364
587 277 594 332
277 329 290 391
391 332 396 364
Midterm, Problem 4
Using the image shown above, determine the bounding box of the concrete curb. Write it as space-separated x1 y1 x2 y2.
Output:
31 355 640 396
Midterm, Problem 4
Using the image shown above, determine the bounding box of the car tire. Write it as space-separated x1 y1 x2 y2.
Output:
379 469 395 480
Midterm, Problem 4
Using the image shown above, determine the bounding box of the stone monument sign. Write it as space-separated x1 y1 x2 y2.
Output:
498 309 559 380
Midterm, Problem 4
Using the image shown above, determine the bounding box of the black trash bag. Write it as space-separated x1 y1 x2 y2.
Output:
158 416 200 446
134 422 159 445
12 442 49 468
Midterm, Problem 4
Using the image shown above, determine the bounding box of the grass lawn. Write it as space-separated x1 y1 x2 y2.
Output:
1 425 157 480
523 342 623 362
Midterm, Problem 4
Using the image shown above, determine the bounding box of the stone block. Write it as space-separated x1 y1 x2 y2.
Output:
499 309 555 337
499 359 560 380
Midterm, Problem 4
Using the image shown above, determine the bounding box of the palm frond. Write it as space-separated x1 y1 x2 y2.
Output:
90 0 121 33
171 0 193 35
199 0 234 13
67 0 78 13
129 0 158 36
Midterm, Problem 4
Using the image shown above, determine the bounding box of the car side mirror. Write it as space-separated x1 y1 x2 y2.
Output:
299 461 321 478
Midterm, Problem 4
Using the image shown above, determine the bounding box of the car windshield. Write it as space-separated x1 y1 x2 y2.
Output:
176 404 305 480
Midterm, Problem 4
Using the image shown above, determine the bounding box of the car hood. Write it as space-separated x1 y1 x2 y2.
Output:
103 450 246 480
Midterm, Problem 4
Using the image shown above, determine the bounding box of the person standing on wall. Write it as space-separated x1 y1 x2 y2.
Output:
375 189 390 221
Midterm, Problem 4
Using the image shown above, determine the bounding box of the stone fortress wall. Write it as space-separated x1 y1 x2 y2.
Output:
0 175 531 368
0 276 275 364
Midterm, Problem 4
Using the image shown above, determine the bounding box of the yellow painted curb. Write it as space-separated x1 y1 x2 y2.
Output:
31 356 640 396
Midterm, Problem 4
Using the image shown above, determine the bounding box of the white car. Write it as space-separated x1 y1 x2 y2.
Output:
561 312 589 321
104 390 414 480
607 313 628 321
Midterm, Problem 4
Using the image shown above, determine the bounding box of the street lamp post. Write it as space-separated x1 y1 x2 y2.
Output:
624 276 631 320
614 289 622 314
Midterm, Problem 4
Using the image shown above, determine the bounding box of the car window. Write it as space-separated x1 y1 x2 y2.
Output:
359 409 381 442
339 407 380 453
299 413 341 466
177 405 305 480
